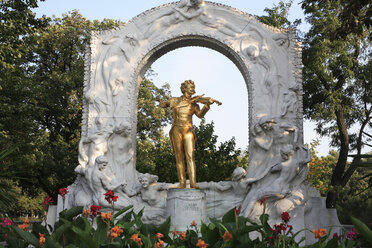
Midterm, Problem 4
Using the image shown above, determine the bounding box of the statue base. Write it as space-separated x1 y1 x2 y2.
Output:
166 188 207 231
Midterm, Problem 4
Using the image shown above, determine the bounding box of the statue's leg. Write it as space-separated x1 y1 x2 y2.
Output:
170 127 186 188
184 129 197 188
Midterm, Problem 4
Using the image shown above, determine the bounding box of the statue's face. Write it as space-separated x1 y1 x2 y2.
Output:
140 178 149 188
98 163 107 170
183 83 195 98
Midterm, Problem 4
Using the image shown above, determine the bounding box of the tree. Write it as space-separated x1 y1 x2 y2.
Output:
307 140 336 196
0 0 49 197
301 0 372 208
255 0 300 29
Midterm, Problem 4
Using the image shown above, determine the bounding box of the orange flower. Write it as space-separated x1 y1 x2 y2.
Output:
196 239 209 248
191 220 197 227
101 212 112 222
83 209 90 217
110 226 123 238
39 233 45 246
130 233 143 246
179 231 186 240
223 231 232 241
24 218 30 224
172 230 179 236
154 239 164 248
18 223 29 231
313 228 327 239
154 233 164 239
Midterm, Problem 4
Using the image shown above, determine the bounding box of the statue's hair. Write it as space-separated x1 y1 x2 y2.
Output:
180 80 195 94
232 167 246 181
139 173 158 184
95 155 108 164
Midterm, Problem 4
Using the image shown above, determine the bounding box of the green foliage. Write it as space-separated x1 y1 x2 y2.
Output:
255 0 301 29
0 7 125 206
3 204 371 248
306 143 372 225
301 0 372 208
307 140 337 196
137 119 248 183
194 120 247 182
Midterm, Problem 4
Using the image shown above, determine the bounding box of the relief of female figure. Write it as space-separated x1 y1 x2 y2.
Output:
245 117 276 179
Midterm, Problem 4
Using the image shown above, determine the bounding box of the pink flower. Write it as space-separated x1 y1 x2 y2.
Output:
43 196 53 210
1 218 13 227
346 228 358 240
104 190 118 204
59 187 69 198
281 212 290 223
90 205 102 217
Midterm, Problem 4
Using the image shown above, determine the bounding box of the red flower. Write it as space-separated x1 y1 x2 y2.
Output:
90 205 102 217
190 220 197 227
104 190 118 204
281 212 290 223
234 205 241 215
333 233 342 240
260 196 266 205
223 231 232 241
59 187 69 198
155 233 164 239
43 195 53 210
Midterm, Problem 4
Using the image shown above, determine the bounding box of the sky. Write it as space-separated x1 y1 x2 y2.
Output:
33 0 336 156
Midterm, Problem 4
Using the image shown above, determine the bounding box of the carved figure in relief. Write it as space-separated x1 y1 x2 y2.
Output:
160 80 221 188
100 34 139 119
134 173 168 224
246 117 276 179
143 0 202 39
90 156 122 206
281 83 300 117
136 173 168 207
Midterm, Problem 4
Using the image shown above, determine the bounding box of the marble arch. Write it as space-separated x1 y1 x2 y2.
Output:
66 1 338 239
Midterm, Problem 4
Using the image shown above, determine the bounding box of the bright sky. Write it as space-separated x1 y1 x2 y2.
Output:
34 0 335 156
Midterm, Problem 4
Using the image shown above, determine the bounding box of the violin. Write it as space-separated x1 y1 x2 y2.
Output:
189 94 222 106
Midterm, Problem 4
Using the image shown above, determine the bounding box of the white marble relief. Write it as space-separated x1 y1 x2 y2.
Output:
63 0 337 234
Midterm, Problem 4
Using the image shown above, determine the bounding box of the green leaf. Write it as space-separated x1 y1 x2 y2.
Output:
70 226 98 248
113 205 133 219
139 234 152 248
156 216 171 235
259 213 269 225
51 221 71 241
222 208 235 223
59 206 84 221
93 216 108 245
140 223 155 236
45 236 63 248
200 221 220 245
351 216 372 246
324 237 338 248
11 226 40 247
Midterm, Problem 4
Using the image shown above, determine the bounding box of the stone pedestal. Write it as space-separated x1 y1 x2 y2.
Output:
166 189 207 231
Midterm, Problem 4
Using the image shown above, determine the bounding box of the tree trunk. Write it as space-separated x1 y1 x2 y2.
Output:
326 106 349 208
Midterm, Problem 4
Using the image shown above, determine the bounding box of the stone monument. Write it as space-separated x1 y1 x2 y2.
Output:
63 0 341 242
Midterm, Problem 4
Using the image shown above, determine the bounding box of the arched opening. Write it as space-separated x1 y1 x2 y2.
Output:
136 35 252 142
135 36 251 182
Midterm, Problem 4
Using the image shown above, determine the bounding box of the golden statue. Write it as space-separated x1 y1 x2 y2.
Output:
160 80 221 188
